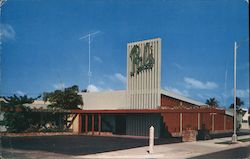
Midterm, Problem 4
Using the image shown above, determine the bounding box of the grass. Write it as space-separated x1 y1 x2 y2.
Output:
238 138 250 142
215 138 250 145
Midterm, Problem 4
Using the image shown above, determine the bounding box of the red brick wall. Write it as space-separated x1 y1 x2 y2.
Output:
200 113 212 130
182 113 198 130
161 112 233 135
226 115 233 130
161 95 195 108
214 114 224 130
161 113 180 133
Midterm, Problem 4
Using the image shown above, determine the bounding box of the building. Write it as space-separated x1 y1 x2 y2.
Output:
228 107 249 130
71 38 233 137
241 108 249 130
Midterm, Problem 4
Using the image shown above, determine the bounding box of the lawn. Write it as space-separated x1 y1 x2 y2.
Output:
215 138 250 144
238 138 250 142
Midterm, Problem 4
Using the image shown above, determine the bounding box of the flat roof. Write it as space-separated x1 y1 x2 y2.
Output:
71 108 225 114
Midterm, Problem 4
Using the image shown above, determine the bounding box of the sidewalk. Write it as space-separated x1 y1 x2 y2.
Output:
74 135 250 159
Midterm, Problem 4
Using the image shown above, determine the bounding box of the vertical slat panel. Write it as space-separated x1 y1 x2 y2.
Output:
127 38 161 109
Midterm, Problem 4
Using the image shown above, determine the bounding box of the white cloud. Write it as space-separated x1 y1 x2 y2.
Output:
172 62 183 70
184 77 218 89
107 73 126 85
87 84 100 92
236 89 249 98
87 84 113 92
16 90 25 96
114 73 126 84
93 56 103 63
53 83 65 90
0 24 15 42
165 86 190 97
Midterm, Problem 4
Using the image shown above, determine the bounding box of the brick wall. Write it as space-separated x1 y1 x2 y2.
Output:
214 114 224 130
200 113 212 130
161 111 233 135
226 115 233 130
161 94 196 108
161 113 180 133
183 113 198 130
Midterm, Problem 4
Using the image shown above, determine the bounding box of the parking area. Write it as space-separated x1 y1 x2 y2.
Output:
1 135 181 158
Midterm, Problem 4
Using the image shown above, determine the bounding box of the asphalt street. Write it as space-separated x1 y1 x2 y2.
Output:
187 146 250 159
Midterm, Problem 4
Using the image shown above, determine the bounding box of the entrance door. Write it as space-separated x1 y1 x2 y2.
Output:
115 115 126 135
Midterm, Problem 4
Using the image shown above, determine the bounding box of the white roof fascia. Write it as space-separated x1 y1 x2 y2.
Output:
225 110 233 117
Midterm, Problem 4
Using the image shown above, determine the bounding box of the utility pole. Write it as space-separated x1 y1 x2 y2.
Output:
79 31 100 86
232 41 237 143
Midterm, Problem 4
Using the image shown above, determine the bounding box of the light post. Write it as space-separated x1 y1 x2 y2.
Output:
232 42 237 143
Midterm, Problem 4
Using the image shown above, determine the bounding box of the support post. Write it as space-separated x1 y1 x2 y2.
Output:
85 114 88 134
180 113 183 134
224 115 226 130
98 114 101 135
212 114 215 132
78 114 82 134
149 126 154 154
92 114 94 135
198 113 200 130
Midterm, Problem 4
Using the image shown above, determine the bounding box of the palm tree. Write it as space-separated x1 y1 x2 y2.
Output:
229 97 244 110
205 97 219 107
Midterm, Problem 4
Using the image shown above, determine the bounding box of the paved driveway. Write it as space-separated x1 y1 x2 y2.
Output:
1 135 181 158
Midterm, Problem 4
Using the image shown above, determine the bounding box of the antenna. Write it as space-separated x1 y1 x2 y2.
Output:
79 31 100 86
0 0 7 7
57 72 64 90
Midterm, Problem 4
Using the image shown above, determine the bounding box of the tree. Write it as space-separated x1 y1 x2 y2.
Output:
205 98 219 107
229 97 244 110
43 85 83 110
1 95 39 132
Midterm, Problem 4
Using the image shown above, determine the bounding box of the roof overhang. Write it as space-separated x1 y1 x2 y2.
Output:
71 108 225 114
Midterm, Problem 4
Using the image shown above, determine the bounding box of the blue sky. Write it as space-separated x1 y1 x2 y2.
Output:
1 0 249 108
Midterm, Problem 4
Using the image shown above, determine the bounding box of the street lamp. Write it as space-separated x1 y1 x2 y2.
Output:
231 0 248 143
232 42 237 143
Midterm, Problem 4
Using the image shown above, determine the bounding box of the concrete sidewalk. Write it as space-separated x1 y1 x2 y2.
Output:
74 135 250 159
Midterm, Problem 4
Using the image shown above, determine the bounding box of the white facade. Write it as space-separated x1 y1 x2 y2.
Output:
127 38 161 109
241 108 249 129
79 90 127 110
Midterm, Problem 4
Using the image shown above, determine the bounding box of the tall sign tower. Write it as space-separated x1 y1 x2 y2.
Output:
127 38 161 109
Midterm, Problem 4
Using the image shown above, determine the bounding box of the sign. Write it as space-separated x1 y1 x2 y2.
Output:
130 42 155 76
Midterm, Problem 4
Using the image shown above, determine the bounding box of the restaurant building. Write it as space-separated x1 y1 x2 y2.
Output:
71 38 233 137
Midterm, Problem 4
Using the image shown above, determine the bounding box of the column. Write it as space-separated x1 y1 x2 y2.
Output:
224 115 226 130
78 114 82 134
98 114 101 135
85 114 88 134
92 114 94 135
198 113 200 130
212 114 215 132
180 113 183 134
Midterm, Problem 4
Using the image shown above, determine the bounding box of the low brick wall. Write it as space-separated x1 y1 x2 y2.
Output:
182 130 197 142
1 132 76 137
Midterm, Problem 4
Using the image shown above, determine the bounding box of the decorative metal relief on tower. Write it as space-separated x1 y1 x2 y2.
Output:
130 42 155 76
